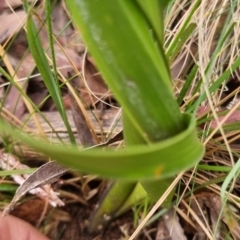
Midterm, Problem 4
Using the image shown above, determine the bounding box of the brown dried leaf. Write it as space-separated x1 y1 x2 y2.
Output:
0 10 26 44
55 47 82 77
181 193 240 239
68 72 96 146
27 80 48 108
81 56 109 106
1 0 25 9
3 54 36 118
90 130 123 149
14 161 68 189
3 84 27 118
0 153 68 215
155 218 171 240
156 208 187 240
197 106 240 129
11 197 51 226
0 0 4 12
209 196 240 240
50 0 74 47
171 42 198 80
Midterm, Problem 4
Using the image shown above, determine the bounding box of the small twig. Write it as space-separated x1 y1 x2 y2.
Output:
68 71 96 146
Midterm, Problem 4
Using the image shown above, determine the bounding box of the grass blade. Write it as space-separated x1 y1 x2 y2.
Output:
25 3 75 143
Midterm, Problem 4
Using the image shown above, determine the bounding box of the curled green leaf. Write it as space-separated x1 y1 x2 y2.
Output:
0 113 204 180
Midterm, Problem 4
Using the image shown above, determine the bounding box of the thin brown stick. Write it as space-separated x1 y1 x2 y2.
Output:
68 72 96 146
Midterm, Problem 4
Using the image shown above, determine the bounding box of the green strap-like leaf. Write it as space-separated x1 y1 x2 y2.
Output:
135 0 164 46
67 0 184 142
1 0 204 182
0 113 204 180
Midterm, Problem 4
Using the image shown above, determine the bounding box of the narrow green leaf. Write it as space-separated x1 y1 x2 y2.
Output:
187 55 240 112
221 158 240 201
25 4 75 143
187 9 237 112
169 23 196 64
166 0 201 56
0 184 18 193
0 169 37 176
177 64 198 105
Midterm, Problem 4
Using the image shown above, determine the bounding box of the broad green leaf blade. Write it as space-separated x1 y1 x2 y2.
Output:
25 5 75 143
123 110 146 146
140 178 174 204
161 0 172 7
135 0 164 45
0 113 204 180
123 110 174 202
67 0 184 142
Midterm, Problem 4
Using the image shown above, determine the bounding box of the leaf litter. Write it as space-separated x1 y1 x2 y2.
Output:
0 152 66 215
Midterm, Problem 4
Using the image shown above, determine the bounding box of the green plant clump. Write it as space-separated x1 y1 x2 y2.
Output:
0 0 207 236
